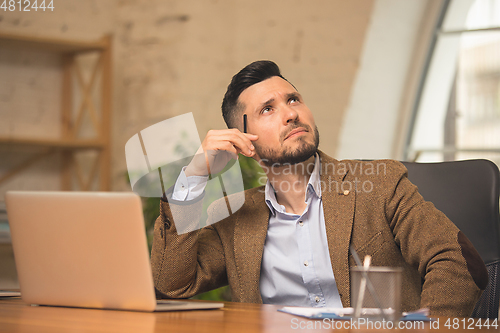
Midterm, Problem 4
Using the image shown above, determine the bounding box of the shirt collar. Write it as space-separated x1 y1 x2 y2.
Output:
264 153 322 215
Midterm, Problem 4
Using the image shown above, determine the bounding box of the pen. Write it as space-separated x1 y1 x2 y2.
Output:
243 114 247 133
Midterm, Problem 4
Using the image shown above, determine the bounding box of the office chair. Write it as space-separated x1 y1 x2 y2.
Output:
402 159 500 319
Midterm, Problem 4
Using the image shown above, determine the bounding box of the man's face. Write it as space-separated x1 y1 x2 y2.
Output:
238 76 319 167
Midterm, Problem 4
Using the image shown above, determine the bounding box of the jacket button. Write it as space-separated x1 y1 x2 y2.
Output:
343 190 350 196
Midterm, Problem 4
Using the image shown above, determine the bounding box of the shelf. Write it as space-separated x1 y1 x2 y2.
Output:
0 33 112 191
0 32 108 53
0 137 105 150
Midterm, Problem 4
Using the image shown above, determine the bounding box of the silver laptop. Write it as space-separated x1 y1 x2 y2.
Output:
5 191 223 312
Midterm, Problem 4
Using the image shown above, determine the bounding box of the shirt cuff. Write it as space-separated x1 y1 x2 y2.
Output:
171 167 208 201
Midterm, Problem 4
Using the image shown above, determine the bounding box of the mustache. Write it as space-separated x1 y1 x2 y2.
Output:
280 122 312 141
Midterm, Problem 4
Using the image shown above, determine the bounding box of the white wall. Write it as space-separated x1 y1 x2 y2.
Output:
337 0 431 160
0 1 375 196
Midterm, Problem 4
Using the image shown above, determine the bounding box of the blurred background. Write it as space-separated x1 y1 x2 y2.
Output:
0 0 499 298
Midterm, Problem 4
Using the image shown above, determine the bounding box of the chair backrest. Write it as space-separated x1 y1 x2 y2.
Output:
402 159 500 319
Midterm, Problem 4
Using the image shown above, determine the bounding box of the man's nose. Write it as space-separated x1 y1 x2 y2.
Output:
282 105 299 124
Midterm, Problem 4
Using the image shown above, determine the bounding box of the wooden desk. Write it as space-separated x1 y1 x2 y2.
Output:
0 297 497 332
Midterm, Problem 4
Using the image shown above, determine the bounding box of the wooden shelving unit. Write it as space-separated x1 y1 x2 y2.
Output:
0 33 112 191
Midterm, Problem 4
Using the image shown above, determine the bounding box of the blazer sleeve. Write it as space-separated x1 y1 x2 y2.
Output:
150 195 228 299
383 161 488 317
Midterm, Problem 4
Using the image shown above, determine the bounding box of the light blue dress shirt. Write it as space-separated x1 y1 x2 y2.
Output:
172 154 343 308
259 154 343 307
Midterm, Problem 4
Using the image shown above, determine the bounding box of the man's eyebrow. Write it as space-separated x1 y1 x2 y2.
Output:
286 92 302 100
259 91 302 109
256 98 275 111
254 92 302 113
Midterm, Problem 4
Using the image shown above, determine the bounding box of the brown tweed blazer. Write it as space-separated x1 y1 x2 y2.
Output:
151 151 487 317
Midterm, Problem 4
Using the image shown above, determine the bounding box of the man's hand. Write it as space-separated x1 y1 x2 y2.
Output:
185 129 258 177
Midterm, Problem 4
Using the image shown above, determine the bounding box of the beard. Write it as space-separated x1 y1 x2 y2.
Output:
254 124 320 168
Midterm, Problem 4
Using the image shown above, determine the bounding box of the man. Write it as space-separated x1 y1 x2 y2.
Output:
151 60 487 316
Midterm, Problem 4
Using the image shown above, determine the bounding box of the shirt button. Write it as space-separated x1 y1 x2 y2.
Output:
315 296 320 303
299 221 304 226
304 260 309 267
343 189 350 196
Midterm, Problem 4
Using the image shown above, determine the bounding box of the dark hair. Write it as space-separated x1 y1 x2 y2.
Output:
221 60 286 128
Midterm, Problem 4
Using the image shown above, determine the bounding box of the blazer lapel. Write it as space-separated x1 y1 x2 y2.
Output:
319 152 355 307
233 189 269 303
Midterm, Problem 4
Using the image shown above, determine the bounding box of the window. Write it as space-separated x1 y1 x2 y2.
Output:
405 0 500 165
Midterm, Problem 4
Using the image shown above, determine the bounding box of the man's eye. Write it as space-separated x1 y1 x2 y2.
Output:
289 98 299 104
261 107 271 114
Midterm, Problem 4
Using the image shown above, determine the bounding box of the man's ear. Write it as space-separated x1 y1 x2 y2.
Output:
233 101 246 132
